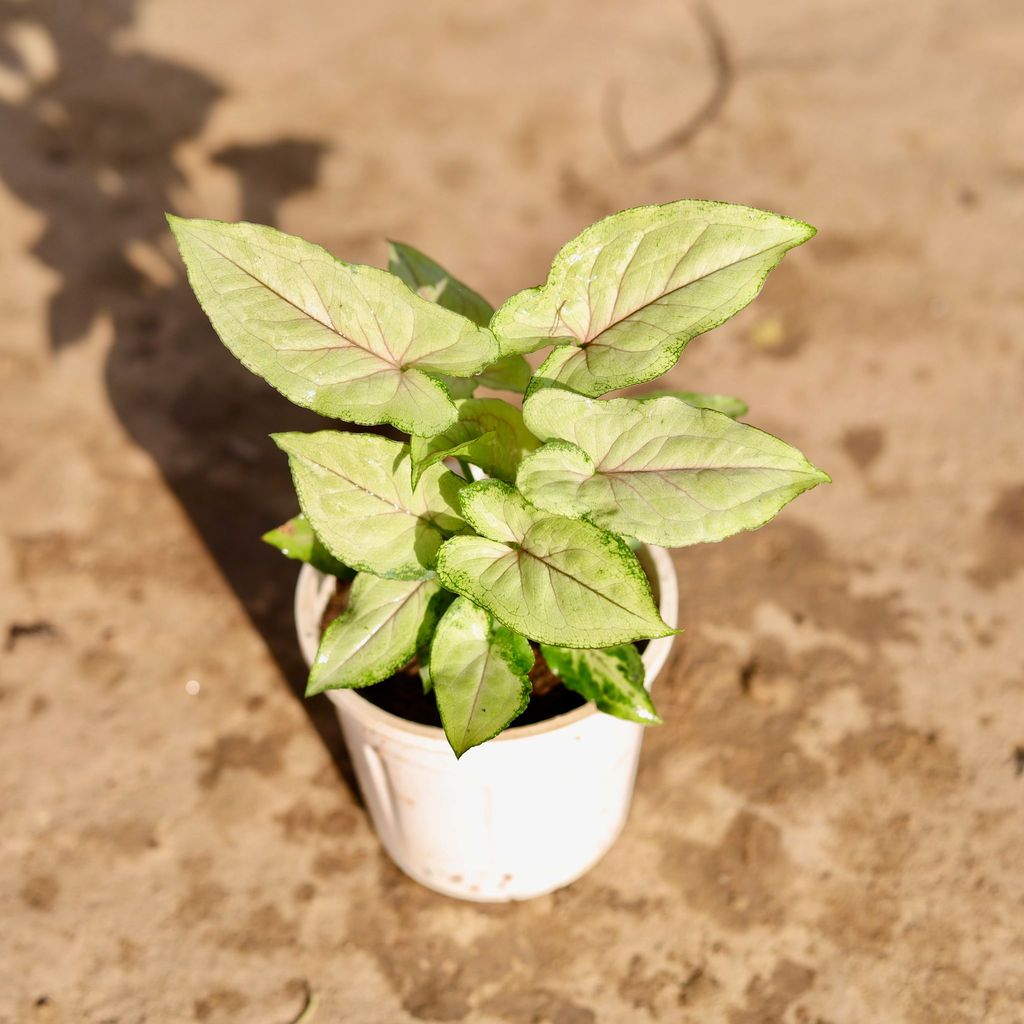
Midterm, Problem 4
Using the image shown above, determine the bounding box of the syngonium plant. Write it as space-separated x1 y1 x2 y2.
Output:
169 200 829 757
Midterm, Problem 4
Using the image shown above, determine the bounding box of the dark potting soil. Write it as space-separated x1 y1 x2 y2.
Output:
319 582 588 729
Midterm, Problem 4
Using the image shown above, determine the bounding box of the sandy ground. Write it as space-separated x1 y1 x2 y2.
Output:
1 0 1023 1021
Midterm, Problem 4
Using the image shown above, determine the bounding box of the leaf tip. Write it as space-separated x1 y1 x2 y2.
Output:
269 431 298 453
165 212 190 247
791 218 817 244
165 212 201 247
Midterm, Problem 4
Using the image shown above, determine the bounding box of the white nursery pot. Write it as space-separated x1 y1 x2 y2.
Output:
294 546 678 902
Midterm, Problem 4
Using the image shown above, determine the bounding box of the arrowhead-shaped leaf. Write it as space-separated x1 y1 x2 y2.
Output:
273 431 466 580
430 597 533 757
540 643 660 725
307 575 447 695
435 480 674 647
262 514 355 578
409 398 540 487
169 217 500 434
519 390 829 546
491 200 814 395
640 389 748 419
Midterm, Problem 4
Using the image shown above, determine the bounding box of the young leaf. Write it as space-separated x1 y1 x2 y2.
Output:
491 200 814 395
474 353 532 393
519 391 829 547
429 352 533 402
640 389 748 419
435 375 477 400
273 431 466 580
409 398 540 487
169 217 500 435
387 239 494 327
262 514 355 578
430 597 533 757
435 480 675 648
386 242 531 398
539 643 661 725
307 575 446 695
419 647 435 695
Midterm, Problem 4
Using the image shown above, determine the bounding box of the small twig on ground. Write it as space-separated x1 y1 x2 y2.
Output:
5 620 60 652
604 0 734 165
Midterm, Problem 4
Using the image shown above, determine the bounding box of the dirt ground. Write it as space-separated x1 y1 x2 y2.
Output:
1 1 1023 1021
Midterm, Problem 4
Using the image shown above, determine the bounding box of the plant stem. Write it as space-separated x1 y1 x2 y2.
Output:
457 458 475 480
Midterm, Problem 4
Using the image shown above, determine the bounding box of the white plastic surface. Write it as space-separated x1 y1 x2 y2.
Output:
294 546 678 901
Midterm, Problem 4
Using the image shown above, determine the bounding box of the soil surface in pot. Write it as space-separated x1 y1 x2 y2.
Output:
319 581 588 728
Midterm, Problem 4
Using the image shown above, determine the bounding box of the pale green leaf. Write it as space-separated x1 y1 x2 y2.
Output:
169 217 500 434
273 431 466 580
435 481 674 647
262 514 354 578
491 200 814 394
519 390 829 546
540 643 660 725
307 575 446 695
430 597 533 756
409 398 540 487
640 389 748 419
387 239 494 327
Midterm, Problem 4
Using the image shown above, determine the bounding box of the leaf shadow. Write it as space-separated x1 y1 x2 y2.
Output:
0 0 360 798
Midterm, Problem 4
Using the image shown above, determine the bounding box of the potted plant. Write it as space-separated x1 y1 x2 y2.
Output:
170 199 828 901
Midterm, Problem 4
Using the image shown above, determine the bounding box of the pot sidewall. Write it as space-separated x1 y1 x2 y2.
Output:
294 546 678 901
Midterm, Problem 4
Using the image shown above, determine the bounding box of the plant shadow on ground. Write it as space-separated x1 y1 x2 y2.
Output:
0 0 361 797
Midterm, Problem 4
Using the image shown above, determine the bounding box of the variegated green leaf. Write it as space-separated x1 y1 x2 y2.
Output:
540 643 660 725
409 398 540 487
273 431 466 580
262 513 354 578
435 481 674 647
491 200 813 394
519 390 829 546
430 597 533 757
307 575 446 695
169 217 499 434
640 389 748 419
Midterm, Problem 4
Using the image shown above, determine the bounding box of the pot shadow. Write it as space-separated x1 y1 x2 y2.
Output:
0 0 360 798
